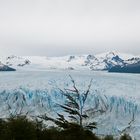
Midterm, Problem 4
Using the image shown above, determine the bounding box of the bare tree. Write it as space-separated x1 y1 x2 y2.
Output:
40 75 98 131
118 112 135 136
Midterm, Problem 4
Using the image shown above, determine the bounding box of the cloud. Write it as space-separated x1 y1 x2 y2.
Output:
0 0 140 56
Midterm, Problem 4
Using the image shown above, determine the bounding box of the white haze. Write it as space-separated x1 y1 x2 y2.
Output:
0 0 140 56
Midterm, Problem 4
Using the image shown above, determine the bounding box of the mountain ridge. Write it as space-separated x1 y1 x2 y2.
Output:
0 51 139 71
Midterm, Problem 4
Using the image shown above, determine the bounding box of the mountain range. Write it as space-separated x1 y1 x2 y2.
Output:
0 51 140 72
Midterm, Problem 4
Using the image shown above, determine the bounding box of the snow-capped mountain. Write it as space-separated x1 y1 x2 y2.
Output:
5 55 30 67
0 51 139 71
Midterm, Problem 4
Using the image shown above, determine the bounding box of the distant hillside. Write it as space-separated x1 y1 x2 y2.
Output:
0 62 16 71
109 62 140 73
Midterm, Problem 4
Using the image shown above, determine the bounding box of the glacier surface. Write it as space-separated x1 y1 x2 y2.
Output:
0 70 140 139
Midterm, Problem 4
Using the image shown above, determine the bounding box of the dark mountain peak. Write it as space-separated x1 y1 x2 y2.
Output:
0 62 16 71
109 61 140 73
67 55 75 62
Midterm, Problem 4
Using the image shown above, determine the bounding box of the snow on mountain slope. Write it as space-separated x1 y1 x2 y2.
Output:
26 55 87 70
0 51 139 71
0 55 30 69
95 51 134 60
92 51 135 70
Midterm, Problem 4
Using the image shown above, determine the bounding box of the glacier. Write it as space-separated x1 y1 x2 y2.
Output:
0 70 140 139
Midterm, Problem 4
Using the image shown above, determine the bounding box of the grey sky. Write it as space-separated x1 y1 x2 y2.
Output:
0 0 140 56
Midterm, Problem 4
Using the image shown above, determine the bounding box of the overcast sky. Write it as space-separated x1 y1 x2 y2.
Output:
0 0 140 56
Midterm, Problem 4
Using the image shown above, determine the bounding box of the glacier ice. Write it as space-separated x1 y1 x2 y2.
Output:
0 71 140 139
